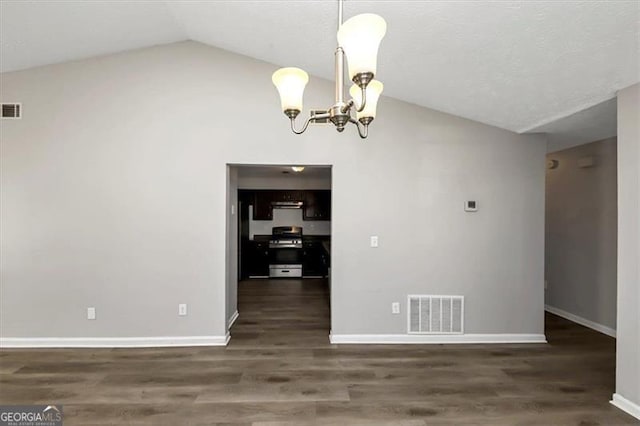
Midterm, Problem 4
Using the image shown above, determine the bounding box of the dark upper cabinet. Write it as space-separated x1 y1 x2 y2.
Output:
253 190 274 220
304 190 331 221
250 189 330 221
273 190 304 202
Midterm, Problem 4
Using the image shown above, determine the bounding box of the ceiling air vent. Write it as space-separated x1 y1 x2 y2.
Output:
408 295 464 334
2 103 21 119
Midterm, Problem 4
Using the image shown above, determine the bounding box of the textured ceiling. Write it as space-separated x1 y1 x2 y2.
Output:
1 0 638 139
535 98 617 153
0 1 184 72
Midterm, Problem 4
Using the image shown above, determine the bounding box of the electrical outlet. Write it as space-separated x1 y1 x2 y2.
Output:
87 307 96 320
392 302 400 314
370 236 379 248
178 304 188 316
465 200 478 212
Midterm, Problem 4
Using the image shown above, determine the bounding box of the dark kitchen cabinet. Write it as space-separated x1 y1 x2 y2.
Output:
304 190 331 220
253 191 274 220
252 189 330 221
247 240 270 277
272 190 304 202
303 240 328 277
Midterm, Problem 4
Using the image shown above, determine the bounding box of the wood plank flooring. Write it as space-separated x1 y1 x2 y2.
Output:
1 278 637 425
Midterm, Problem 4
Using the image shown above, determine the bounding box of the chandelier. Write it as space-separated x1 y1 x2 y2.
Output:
271 0 386 139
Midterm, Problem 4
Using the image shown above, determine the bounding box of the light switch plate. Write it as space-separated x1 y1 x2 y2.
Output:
87 307 96 320
392 302 400 314
178 304 188 316
370 236 379 248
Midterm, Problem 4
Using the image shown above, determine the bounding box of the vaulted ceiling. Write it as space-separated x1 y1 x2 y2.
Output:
2 1 638 145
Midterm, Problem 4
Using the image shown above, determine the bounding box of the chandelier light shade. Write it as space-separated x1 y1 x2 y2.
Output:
350 80 383 122
337 13 387 83
271 0 387 139
272 67 309 113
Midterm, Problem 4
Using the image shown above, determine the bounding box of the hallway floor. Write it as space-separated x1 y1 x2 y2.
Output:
0 278 636 425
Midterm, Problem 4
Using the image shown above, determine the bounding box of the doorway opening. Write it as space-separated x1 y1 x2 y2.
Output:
544 137 618 409
226 164 332 346
544 137 617 337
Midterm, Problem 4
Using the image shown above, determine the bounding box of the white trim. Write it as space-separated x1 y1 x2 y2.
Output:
329 333 547 344
611 393 640 420
0 334 230 348
228 310 239 328
545 304 616 338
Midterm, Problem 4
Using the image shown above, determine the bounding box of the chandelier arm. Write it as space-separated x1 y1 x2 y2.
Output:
349 117 369 139
341 100 352 113
341 87 368 114
356 86 367 112
341 99 353 114
290 112 331 135
290 116 312 135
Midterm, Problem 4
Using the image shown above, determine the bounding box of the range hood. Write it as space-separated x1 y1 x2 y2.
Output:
271 201 304 209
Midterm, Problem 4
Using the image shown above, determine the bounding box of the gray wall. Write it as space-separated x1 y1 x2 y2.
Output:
615 83 640 410
545 138 617 331
0 41 546 339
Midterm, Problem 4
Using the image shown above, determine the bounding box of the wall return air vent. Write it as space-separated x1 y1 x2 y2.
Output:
408 295 464 334
2 103 21 119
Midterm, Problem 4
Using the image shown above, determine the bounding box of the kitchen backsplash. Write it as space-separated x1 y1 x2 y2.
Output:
249 206 331 238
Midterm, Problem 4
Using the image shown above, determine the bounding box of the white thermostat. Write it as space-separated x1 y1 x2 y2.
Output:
465 200 478 212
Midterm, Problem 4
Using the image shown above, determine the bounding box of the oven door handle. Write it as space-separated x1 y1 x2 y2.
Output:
269 244 302 248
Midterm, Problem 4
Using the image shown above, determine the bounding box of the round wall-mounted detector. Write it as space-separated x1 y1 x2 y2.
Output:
547 159 559 170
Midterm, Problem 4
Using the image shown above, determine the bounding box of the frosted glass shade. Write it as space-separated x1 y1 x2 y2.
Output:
337 13 387 80
272 67 309 112
350 80 383 120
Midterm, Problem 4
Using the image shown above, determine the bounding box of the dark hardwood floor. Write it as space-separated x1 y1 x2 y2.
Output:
1 278 637 425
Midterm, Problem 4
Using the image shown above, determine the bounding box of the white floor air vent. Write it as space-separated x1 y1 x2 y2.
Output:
408 295 464 334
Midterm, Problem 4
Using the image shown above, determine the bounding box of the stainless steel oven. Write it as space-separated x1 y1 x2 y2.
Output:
269 226 303 278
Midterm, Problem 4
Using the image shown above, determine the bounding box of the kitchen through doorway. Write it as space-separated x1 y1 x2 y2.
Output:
226 165 332 345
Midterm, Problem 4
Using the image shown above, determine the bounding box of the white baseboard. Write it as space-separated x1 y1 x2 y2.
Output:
611 393 640 420
545 304 616 338
0 334 230 348
329 333 547 344
228 310 239 328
